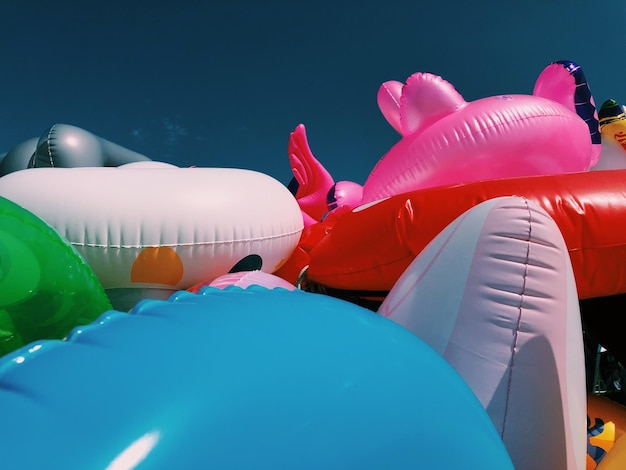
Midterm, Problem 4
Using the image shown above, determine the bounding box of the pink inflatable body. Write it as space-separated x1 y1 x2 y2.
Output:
366 71 598 201
288 60 600 225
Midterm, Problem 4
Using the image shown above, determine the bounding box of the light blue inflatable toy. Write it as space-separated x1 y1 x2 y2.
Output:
0 287 513 469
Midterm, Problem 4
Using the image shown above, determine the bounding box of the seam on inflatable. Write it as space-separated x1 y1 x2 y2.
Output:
501 197 532 437
68 228 304 249
46 124 57 168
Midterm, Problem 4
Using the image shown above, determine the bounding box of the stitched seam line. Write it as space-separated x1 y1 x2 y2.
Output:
501 197 532 437
68 227 303 249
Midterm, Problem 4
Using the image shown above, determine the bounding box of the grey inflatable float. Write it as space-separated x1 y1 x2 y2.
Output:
0 123 151 176
0 137 39 176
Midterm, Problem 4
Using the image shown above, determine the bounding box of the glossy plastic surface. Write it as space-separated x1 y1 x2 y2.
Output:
0 288 513 469
380 197 586 469
0 196 111 355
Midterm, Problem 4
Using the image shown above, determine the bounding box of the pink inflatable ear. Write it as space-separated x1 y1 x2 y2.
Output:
399 72 466 135
534 60 601 167
533 63 578 114
377 80 404 134
288 124 335 226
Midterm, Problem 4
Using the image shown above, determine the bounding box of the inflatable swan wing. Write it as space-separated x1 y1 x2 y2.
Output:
287 124 336 227
287 124 363 227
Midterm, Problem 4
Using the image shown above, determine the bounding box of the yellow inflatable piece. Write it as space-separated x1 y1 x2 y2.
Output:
599 99 626 150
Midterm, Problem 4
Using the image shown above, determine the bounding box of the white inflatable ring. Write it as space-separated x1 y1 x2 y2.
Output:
0 166 303 301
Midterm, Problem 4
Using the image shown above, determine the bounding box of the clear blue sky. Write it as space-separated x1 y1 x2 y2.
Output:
1 0 624 185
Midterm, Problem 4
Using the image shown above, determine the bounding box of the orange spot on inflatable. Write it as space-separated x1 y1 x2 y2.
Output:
598 432 626 469
131 246 183 286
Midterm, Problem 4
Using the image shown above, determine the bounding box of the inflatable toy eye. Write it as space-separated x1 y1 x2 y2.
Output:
326 184 338 211
228 254 263 273
287 176 300 196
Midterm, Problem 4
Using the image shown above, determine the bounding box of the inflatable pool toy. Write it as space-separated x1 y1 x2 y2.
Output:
188 270 297 292
592 99 626 170
596 432 626 469
287 125 364 228
0 166 303 310
366 59 599 200
209 271 296 290
378 196 586 470
0 137 39 176
29 123 152 169
598 100 626 150
288 60 601 224
0 288 513 468
301 169 626 300
0 123 152 176
0 196 112 356
587 394 626 468
287 124 336 227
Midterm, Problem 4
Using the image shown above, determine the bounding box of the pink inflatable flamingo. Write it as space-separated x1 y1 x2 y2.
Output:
289 60 601 225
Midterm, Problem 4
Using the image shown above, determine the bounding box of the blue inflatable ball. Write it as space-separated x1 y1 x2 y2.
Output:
0 287 513 469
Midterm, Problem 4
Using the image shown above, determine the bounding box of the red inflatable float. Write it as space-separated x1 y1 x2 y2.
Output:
295 169 626 300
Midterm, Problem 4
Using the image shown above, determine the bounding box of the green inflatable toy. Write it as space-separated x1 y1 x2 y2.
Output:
0 196 112 356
